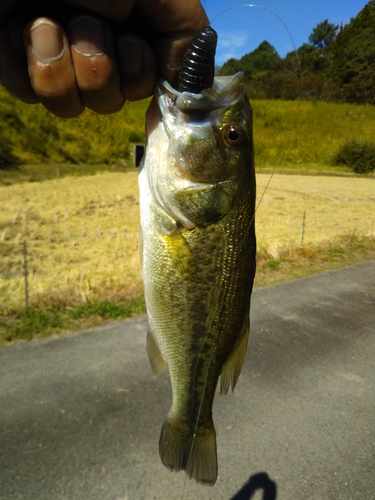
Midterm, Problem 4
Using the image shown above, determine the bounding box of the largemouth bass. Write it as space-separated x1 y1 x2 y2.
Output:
138 33 256 486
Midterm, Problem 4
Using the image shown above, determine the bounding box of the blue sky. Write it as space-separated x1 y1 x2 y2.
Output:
202 0 370 64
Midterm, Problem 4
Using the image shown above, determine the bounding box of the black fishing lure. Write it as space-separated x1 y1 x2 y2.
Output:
176 26 218 94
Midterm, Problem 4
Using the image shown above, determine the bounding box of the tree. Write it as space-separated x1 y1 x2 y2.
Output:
219 40 280 82
218 0 375 103
219 58 242 77
309 19 339 49
341 28 375 103
0 136 19 167
329 0 375 103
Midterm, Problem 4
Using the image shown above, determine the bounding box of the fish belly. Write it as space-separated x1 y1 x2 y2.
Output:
139 165 256 485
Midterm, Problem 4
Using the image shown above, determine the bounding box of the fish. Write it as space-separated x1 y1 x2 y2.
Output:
138 27 256 486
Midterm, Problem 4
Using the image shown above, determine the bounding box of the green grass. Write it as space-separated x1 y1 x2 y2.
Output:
251 99 375 168
255 232 375 288
0 295 146 345
0 162 136 185
1 92 375 345
69 298 146 319
255 162 354 176
1 88 375 180
0 87 150 167
1 159 355 187
1 233 374 347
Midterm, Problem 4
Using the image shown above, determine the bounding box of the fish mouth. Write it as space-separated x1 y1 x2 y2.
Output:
156 72 246 138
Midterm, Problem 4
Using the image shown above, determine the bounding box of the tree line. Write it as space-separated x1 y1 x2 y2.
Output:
219 0 375 104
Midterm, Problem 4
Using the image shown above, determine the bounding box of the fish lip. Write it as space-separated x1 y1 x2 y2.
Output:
156 71 246 137
158 71 245 111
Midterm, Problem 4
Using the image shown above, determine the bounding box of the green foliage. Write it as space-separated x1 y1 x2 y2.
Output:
219 1 375 104
252 99 375 168
220 40 281 83
341 29 375 104
1 98 375 175
328 0 375 104
264 258 292 270
8 309 67 341
0 107 23 166
308 20 339 49
0 163 131 185
0 89 150 167
333 140 375 173
0 136 19 166
0 296 146 344
69 297 145 319
2 234 375 343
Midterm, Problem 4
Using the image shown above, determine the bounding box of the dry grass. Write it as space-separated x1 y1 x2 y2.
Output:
1 171 374 313
0 171 142 312
255 174 375 255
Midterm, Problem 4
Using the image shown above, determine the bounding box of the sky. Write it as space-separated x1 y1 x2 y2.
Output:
202 0 370 64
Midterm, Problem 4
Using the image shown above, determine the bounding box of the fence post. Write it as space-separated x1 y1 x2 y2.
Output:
301 211 306 247
23 240 29 314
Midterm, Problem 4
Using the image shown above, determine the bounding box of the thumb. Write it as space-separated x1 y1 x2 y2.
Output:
136 0 209 84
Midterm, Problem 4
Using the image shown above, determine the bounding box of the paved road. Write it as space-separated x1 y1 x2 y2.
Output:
1 262 375 500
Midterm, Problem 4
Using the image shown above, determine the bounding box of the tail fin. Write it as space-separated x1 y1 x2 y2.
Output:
159 418 218 486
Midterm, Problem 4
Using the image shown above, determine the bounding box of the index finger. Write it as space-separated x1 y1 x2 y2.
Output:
66 0 209 82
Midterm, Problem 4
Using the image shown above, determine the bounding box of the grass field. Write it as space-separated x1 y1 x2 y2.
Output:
256 174 375 253
0 172 142 314
252 99 375 168
2 85 375 170
1 91 375 343
1 171 374 319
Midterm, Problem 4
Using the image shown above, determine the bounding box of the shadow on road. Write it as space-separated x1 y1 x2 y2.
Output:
230 472 277 500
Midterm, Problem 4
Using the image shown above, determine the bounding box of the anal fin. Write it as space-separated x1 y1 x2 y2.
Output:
146 329 167 376
220 315 250 396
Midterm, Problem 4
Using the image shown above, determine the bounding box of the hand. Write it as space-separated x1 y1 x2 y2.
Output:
0 0 208 117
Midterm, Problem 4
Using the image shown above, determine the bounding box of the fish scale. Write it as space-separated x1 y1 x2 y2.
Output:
139 42 256 484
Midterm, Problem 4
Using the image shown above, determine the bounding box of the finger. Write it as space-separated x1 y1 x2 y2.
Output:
0 0 21 22
68 15 125 114
0 18 38 103
116 34 157 102
24 17 84 118
137 0 210 84
65 0 135 21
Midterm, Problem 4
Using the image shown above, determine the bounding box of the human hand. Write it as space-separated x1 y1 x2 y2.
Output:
0 0 208 117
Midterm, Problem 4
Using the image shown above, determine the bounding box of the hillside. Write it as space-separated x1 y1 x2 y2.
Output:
220 0 375 104
2 92 375 176
0 88 149 168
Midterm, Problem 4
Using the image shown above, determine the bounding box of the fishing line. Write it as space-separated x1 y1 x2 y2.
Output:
180 5 301 498
210 4 302 219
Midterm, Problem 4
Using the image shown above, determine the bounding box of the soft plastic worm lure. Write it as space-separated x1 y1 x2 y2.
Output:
176 26 218 94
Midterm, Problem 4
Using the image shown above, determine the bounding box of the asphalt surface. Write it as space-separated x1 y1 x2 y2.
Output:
1 261 375 500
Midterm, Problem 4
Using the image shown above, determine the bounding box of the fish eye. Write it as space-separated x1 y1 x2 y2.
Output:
224 125 245 147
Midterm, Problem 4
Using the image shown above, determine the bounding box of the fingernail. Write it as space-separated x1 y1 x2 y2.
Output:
30 18 64 63
117 36 143 75
70 16 106 57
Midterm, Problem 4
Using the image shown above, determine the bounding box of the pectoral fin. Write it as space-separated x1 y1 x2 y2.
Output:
164 229 197 279
152 207 197 280
146 329 167 376
219 315 250 396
